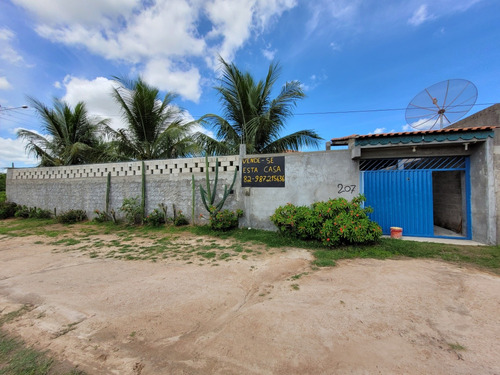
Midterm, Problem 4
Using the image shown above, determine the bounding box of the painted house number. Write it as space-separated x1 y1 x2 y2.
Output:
338 184 356 194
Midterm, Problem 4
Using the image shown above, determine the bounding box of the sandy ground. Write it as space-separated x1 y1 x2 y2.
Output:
0 235 499 375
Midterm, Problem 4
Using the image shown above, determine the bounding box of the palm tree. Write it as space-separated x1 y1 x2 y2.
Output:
196 57 322 155
109 77 198 160
17 98 112 166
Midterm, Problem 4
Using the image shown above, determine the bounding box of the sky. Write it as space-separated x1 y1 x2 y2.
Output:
0 0 499 170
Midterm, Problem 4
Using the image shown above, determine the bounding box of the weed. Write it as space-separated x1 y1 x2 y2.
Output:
291 272 309 280
291 283 300 290
51 238 81 246
448 342 466 351
0 305 34 326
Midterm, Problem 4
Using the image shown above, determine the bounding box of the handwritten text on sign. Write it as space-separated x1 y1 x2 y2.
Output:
242 156 285 187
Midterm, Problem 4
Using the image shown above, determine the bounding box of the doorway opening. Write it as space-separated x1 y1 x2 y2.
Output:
432 171 467 237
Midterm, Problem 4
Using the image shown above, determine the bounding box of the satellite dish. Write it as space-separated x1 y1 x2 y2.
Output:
405 79 478 130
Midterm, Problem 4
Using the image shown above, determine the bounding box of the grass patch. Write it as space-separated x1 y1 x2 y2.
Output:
311 238 500 273
1 219 499 273
0 305 34 326
448 342 466 351
0 330 86 375
50 238 81 246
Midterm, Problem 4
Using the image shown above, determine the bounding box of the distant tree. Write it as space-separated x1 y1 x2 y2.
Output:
0 173 5 191
108 77 199 160
17 98 113 166
195 57 322 155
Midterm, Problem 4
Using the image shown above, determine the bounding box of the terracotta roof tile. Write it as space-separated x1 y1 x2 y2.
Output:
331 126 497 142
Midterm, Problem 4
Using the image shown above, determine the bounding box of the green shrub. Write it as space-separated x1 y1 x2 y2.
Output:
270 195 382 247
174 210 189 226
120 197 142 225
14 205 52 219
144 208 166 227
209 208 244 231
14 205 30 219
0 191 6 203
0 201 17 219
93 209 111 223
57 209 87 224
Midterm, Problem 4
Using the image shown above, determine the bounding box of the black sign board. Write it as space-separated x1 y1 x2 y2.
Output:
241 156 285 187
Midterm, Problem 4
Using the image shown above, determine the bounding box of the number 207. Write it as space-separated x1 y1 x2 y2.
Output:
338 184 356 194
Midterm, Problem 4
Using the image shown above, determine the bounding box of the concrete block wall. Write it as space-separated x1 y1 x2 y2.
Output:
6 151 359 230
7 156 241 225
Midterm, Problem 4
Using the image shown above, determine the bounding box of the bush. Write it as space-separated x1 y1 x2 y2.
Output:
270 195 382 247
0 191 6 203
93 209 111 223
209 208 244 231
174 210 189 226
57 209 87 224
0 201 17 219
120 197 142 225
14 205 52 219
144 208 166 227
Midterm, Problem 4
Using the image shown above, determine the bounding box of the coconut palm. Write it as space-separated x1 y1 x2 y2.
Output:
17 98 112 166
196 57 322 155
109 77 198 160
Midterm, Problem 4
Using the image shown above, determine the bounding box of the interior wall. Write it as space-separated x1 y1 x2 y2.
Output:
432 171 464 234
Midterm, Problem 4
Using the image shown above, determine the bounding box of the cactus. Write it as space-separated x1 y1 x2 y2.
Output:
191 174 195 225
141 161 146 224
106 172 111 214
200 156 237 217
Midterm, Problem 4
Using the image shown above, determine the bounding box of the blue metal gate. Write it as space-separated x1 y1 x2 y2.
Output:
360 156 470 238
362 170 433 236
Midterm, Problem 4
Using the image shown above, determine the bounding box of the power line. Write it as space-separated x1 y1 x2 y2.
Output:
293 102 498 116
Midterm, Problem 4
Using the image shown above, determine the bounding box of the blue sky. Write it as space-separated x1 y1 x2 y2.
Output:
0 0 499 169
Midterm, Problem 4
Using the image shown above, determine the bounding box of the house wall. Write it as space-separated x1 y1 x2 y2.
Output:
6 151 358 230
432 171 464 234
469 139 496 244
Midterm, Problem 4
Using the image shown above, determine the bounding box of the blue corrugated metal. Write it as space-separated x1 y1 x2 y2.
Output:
363 170 434 236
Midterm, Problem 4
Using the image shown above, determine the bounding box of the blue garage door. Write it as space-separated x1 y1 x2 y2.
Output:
361 156 469 238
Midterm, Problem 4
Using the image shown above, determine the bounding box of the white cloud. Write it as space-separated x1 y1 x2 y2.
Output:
406 117 446 130
329 42 341 51
142 59 202 103
0 77 12 90
408 4 434 26
262 47 276 60
12 0 138 26
0 27 24 65
14 0 297 101
61 76 124 130
0 137 37 170
373 128 386 134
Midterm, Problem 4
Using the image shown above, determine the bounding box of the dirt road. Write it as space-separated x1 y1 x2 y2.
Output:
1 235 499 374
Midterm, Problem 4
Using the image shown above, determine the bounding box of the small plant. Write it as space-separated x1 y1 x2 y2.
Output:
144 208 166 227
174 210 189 226
0 201 17 219
14 205 52 219
57 209 87 224
93 209 111 223
120 196 142 225
209 208 243 231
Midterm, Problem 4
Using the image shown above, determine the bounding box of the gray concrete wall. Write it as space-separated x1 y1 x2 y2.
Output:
432 171 464 234
448 103 500 129
469 139 496 244
241 150 358 230
6 156 241 225
493 130 500 245
6 151 358 230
